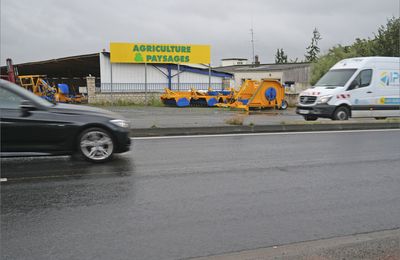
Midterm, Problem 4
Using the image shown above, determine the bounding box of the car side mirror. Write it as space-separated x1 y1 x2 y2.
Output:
20 100 36 116
348 80 359 90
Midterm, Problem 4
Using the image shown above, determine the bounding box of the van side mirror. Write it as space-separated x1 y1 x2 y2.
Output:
348 80 359 90
20 100 36 116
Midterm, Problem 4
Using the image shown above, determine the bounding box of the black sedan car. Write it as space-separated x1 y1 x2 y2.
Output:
0 79 131 162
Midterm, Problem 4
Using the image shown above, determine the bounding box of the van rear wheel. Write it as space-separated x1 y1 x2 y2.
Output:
332 106 350 120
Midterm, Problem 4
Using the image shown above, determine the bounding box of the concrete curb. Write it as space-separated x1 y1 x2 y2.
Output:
130 122 400 137
190 228 400 260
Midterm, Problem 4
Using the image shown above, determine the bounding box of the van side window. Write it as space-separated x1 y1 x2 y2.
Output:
359 69 372 87
348 69 373 90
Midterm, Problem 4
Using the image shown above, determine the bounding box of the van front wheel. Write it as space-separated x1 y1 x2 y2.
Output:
332 106 350 120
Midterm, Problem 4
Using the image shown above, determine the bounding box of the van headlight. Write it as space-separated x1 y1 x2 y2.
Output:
110 119 130 128
317 95 333 104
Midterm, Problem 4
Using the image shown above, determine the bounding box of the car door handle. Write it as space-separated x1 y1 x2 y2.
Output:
366 91 373 93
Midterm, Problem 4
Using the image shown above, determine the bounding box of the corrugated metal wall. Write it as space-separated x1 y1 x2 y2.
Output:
282 66 311 93
282 66 310 85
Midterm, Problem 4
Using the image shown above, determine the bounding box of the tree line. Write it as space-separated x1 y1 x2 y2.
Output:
274 17 399 84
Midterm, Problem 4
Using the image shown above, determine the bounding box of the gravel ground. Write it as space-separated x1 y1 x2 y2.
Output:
100 106 385 129
191 229 400 260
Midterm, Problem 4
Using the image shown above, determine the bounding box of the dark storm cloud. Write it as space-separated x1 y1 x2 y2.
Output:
1 0 398 65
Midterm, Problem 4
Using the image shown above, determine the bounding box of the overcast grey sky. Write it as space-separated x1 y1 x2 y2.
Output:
1 0 399 66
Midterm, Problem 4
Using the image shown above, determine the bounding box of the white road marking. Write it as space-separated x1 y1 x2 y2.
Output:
131 128 400 140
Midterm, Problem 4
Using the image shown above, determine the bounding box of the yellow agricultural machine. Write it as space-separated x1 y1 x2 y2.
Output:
18 75 85 103
160 88 193 107
160 87 234 107
54 83 85 103
218 79 288 111
160 80 288 110
18 75 56 102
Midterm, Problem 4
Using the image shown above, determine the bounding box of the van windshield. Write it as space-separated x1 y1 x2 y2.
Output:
315 69 357 87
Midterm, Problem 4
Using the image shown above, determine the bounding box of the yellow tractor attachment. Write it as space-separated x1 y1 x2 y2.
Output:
217 80 288 111
160 87 234 107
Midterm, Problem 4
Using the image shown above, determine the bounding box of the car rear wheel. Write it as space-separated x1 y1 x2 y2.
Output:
78 127 114 163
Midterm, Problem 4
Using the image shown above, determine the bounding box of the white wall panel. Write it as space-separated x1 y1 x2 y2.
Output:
100 52 232 91
101 53 227 85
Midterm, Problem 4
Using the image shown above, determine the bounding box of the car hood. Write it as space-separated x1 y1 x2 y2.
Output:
49 103 123 119
300 86 343 96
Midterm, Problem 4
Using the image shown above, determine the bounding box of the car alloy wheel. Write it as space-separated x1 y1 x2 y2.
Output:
79 128 114 162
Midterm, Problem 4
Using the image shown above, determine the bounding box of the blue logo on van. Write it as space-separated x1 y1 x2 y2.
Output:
380 71 399 86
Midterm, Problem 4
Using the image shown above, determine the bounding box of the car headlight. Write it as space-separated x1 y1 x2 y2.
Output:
317 95 333 104
110 119 130 128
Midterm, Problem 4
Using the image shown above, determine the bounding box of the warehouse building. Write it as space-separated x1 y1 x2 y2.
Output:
0 53 100 94
99 52 233 93
1 52 233 96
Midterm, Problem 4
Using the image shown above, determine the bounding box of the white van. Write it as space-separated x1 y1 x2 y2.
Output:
297 57 400 120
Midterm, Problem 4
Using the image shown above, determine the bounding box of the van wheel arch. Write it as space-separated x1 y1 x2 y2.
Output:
332 105 351 120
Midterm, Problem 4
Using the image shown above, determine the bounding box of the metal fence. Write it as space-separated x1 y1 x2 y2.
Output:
99 83 225 93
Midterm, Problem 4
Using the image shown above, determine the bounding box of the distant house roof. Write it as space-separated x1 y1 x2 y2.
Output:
221 58 248 61
215 62 311 73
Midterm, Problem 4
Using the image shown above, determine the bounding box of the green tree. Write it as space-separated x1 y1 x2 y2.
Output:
310 17 400 85
372 17 400 56
305 28 322 62
275 48 288 64
309 45 357 85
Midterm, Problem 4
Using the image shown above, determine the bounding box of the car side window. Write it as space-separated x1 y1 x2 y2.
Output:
0 87 24 109
348 69 373 90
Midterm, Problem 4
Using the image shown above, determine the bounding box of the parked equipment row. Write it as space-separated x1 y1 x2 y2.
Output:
161 80 288 111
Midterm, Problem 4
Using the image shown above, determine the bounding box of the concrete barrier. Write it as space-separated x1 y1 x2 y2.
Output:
130 122 400 137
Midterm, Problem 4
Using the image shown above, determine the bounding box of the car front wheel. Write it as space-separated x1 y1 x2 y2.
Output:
78 127 115 162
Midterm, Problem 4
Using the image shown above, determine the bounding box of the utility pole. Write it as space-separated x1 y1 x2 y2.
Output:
250 24 255 65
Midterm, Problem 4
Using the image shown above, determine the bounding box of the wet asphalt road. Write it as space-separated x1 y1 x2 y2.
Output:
1 130 400 260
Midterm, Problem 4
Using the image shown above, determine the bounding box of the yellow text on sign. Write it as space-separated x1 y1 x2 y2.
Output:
110 43 211 64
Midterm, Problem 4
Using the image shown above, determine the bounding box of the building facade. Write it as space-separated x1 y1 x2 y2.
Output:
100 52 233 93
215 62 311 94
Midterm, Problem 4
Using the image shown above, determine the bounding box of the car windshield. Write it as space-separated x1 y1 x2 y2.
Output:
315 69 357 87
6 81 55 107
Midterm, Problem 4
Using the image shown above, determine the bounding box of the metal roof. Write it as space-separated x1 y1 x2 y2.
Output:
1 52 233 79
214 62 311 73
220 58 248 61
0 53 101 79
